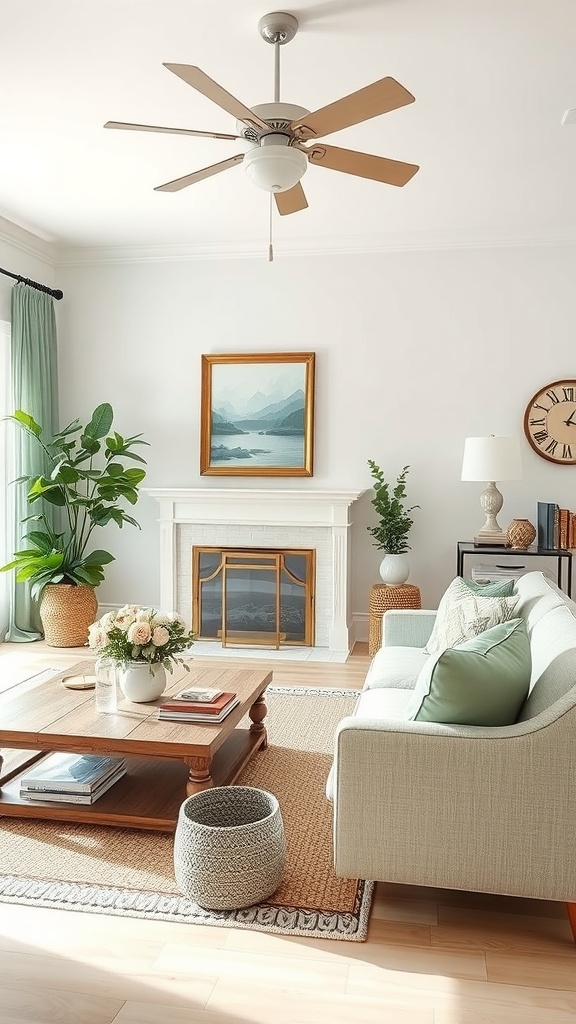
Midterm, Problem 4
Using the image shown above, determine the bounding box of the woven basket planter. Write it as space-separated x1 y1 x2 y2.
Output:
174 786 286 910
39 583 98 647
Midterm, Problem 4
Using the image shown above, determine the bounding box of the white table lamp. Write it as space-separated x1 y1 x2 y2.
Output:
461 436 522 543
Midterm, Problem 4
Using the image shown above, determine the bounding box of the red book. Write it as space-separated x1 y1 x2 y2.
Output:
159 691 237 714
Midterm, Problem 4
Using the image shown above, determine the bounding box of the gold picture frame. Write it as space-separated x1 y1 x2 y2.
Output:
200 352 315 477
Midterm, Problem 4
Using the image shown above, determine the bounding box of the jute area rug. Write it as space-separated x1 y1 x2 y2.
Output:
0 686 374 941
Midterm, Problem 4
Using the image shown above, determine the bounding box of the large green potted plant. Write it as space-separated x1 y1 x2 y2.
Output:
1 402 148 646
367 459 419 586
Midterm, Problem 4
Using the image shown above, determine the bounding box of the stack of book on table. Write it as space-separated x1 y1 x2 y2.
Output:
537 501 576 549
158 686 239 723
20 753 126 804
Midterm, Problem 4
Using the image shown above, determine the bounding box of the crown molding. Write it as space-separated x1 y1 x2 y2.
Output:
1 211 574 269
54 226 576 266
0 215 56 265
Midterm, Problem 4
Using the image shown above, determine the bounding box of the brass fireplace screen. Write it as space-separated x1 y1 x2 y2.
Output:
192 547 315 648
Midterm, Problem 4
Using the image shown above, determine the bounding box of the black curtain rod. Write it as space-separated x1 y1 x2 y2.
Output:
0 266 63 300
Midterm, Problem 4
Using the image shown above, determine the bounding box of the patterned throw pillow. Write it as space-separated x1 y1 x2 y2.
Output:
425 577 518 656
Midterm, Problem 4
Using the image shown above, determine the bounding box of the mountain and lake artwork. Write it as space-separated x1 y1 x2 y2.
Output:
201 353 315 476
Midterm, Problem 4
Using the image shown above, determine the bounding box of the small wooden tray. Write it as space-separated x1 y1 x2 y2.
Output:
61 673 96 690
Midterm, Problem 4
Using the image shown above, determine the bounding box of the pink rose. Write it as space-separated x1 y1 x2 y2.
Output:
127 621 152 645
151 625 170 647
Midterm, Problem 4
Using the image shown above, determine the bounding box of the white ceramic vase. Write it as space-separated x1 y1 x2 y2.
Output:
119 661 167 703
379 554 410 587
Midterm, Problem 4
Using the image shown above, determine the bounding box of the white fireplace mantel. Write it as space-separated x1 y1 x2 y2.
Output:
145 488 366 653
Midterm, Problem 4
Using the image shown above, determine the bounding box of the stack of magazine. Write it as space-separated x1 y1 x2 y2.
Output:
20 753 127 804
158 686 239 723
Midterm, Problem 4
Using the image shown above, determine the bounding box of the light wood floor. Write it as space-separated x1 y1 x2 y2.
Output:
1 641 575 1024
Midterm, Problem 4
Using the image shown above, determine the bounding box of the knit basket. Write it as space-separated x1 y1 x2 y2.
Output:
39 584 98 647
174 786 286 910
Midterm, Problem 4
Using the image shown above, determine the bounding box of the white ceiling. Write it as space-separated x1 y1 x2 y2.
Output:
2 0 576 257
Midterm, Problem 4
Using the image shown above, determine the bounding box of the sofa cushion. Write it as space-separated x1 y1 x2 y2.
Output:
464 578 516 597
513 571 571 634
364 646 429 690
425 577 518 656
355 686 416 719
406 618 531 726
518 601 576 719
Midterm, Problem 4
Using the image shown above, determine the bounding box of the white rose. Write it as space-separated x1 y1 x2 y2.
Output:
151 612 170 627
88 625 108 649
115 610 136 631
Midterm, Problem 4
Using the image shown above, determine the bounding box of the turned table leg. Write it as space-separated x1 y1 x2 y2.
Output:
249 692 268 750
184 755 214 796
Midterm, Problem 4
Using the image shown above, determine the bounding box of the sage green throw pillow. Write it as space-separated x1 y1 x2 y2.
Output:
464 578 515 597
406 618 531 726
425 576 518 656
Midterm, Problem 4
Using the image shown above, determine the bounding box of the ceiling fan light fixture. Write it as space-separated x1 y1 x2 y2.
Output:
243 144 307 193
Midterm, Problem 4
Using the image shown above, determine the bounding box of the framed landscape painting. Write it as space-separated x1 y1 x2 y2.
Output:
200 352 315 476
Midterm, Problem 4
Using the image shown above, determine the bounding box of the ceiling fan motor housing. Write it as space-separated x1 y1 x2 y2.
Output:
239 102 310 193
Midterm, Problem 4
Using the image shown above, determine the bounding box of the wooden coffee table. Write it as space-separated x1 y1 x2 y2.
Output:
0 660 272 831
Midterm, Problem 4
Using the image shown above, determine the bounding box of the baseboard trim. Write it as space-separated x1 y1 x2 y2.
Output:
351 612 369 643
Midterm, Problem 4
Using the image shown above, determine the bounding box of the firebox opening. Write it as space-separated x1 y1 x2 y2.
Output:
192 546 315 649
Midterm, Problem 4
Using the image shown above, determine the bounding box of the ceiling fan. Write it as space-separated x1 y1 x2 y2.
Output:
104 11 419 218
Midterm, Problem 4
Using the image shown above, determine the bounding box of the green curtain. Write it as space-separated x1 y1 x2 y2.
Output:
7 283 59 641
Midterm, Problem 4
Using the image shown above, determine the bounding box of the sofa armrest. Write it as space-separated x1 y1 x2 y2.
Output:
332 705 576 902
382 609 436 648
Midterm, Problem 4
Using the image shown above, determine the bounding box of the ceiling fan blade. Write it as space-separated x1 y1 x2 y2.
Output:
291 77 415 140
104 120 240 141
307 144 419 186
163 64 270 132
154 154 244 192
274 183 308 216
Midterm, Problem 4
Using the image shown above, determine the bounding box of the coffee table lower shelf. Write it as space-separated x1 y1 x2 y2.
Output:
0 728 265 831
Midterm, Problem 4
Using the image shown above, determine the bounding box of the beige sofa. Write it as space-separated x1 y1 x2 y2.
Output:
328 571 576 937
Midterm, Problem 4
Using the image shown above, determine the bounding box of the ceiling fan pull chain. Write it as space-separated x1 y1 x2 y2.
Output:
268 195 274 262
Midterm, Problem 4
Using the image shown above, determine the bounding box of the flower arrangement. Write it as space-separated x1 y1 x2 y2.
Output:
88 606 195 672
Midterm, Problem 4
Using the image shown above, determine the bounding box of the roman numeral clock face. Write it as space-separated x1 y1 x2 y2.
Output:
524 380 576 464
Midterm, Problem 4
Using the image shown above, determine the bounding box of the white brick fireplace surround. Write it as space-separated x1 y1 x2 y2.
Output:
145 489 365 654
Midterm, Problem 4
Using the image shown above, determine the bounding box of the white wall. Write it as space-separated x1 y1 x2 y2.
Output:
0 219 57 320
54 242 576 623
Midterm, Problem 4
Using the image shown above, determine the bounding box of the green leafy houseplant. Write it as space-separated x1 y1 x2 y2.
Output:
1 403 148 599
367 460 419 554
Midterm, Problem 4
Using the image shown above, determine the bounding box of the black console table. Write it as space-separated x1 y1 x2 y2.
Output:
457 541 573 596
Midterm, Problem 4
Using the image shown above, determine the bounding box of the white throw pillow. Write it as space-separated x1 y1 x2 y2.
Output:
425 577 518 656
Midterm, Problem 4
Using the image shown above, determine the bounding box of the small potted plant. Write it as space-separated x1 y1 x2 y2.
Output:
1 403 148 646
88 606 195 702
367 459 419 586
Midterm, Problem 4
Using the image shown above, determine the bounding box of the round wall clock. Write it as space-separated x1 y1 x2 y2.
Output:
524 379 576 464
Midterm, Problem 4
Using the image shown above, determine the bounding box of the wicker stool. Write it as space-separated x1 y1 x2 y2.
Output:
173 786 286 910
368 583 421 656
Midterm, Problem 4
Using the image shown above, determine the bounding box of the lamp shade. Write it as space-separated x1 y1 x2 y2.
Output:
461 436 522 482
